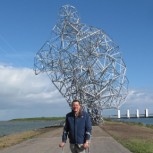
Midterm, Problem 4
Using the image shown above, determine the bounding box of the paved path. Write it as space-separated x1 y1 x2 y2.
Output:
0 126 132 153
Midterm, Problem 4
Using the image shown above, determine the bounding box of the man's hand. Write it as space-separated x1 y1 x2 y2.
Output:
59 142 65 148
83 141 90 149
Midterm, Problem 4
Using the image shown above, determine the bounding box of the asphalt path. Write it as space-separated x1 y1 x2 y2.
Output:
0 126 132 153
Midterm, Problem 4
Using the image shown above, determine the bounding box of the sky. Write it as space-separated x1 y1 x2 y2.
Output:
0 0 153 120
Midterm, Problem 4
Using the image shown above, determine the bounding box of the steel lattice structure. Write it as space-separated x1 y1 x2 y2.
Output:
34 5 128 124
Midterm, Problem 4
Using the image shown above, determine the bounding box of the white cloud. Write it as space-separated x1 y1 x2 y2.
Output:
0 64 69 120
1 64 153 120
119 88 153 115
102 88 153 117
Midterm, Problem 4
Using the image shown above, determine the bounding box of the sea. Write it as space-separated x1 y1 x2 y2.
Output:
112 117 153 125
0 120 63 137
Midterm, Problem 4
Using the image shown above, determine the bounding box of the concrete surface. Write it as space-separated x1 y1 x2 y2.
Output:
0 126 132 153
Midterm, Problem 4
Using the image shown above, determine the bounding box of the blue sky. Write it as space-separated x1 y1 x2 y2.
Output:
0 0 153 120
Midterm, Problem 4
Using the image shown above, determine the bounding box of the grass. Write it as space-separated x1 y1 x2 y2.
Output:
122 139 153 153
0 129 44 149
10 117 65 121
102 120 153 153
146 124 153 129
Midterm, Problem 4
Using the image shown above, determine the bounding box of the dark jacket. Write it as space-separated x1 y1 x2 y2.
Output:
62 110 92 144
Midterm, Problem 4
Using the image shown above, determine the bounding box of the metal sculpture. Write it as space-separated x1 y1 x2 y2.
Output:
34 5 128 124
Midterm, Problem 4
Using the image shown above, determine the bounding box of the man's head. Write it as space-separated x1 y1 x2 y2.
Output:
72 99 81 114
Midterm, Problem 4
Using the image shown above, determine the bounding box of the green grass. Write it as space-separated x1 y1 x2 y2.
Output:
104 120 153 153
119 139 153 153
146 124 153 129
10 117 65 121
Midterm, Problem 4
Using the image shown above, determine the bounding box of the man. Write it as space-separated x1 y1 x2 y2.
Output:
59 99 92 153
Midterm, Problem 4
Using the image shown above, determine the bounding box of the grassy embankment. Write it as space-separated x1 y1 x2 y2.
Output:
0 128 50 149
102 119 153 153
10 117 65 121
0 117 65 149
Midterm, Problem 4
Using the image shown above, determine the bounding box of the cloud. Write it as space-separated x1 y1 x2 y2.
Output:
102 88 153 117
118 88 153 115
0 64 69 120
1 64 153 120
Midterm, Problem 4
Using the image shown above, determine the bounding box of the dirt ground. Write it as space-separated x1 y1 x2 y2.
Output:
101 121 153 141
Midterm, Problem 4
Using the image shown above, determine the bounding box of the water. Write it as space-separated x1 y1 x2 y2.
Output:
1 118 153 137
0 120 62 137
113 117 153 125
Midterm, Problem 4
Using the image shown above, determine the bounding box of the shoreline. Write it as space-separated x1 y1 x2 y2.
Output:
0 126 62 150
0 119 65 137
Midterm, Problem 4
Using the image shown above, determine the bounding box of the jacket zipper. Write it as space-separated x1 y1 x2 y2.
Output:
74 115 78 143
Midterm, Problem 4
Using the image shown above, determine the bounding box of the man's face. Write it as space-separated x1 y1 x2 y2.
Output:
72 101 81 113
